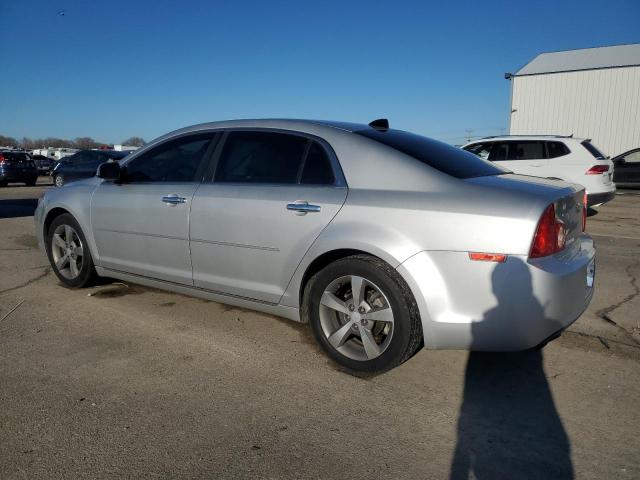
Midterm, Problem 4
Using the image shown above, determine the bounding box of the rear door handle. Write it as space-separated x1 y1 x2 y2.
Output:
287 201 321 214
162 194 187 205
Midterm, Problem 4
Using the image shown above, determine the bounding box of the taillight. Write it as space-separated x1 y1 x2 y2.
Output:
0 153 5 165
530 204 567 258
586 165 609 175
582 191 587 232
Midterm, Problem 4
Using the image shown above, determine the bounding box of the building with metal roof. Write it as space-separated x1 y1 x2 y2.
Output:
507 44 640 156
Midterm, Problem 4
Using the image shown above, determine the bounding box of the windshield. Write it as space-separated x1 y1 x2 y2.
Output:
355 129 508 179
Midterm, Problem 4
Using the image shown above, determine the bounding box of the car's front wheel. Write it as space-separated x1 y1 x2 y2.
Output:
53 174 64 187
304 254 423 373
46 213 97 288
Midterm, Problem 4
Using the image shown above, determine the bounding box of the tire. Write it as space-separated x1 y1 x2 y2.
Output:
304 254 423 373
0 180 7 187
46 213 97 288
54 174 64 188
26 178 37 186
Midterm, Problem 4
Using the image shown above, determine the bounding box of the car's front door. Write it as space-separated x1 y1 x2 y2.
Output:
91 132 217 284
613 149 640 185
190 130 348 304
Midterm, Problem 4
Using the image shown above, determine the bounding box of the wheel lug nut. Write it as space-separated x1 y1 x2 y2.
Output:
361 319 368 326
348 304 355 311
358 306 365 314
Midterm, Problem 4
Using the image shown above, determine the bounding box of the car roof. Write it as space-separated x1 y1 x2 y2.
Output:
158 118 374 138
465 135 586 145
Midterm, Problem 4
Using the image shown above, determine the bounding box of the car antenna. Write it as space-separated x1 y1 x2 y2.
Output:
368 118 389 130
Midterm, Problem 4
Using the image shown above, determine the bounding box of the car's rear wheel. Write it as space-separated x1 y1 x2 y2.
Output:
46 213 97 288
304 254 423 373
54 174 64 187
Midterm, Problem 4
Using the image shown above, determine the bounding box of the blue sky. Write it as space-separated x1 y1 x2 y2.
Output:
1 0 639 145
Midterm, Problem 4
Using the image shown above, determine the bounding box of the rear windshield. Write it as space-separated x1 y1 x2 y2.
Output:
354 129 507 179
1 152 31 162
582 141 606 160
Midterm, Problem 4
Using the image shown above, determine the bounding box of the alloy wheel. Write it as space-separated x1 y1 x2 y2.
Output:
318 275 395 361
51 224 84 279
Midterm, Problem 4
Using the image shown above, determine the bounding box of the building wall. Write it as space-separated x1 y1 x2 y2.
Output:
510 66 640 157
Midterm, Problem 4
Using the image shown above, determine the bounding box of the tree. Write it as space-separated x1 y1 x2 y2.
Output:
0 135 18 147
121 136 145 147
74 137 100 149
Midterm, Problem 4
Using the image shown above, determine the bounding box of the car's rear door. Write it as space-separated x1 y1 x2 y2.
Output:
91 132 218 284
490 141 548 176
190 130 347 304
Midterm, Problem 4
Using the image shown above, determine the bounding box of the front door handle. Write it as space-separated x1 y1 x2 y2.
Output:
162 194 187 205
287 201 321 215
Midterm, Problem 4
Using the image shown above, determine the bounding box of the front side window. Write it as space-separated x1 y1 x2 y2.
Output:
214 131 309 184
464 143 493 160
125 134 213 183
622 149 640 163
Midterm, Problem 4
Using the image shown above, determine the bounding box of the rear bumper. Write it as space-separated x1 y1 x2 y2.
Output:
397 236 596 351
587 190 616 207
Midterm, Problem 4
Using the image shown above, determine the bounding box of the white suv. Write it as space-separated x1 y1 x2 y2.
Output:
462 136 616 207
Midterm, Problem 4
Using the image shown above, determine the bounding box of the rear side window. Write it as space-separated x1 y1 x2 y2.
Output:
215 132 333 184
489 141 545 161
582 141 606 159
300 141 335 185
125 134 213 182
355 129 505 179
547 141 570 158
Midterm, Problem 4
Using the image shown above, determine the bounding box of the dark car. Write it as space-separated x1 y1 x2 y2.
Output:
0 151 39 186
31 154 56 174
612 148 640 188
52 150 130 187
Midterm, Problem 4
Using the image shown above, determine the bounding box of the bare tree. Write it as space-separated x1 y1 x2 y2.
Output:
0 134 19 147
121 136 145 147
74 137 100 150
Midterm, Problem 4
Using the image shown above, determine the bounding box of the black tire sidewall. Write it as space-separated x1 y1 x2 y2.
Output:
46 213 96 288
306 256 418 373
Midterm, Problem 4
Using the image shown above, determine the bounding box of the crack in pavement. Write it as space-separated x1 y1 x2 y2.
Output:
0 268 51 295
595 261 640 346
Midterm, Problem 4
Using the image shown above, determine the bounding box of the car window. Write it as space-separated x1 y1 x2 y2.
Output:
623 150 640 163
125 134 213 183
582 141 606 159
215 131 308 184
464 143 493 160
355 129 505 179
547 141 570 159
300 141 335 185
489 141 545 161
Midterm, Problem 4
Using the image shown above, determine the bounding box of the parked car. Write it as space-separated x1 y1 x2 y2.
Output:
52 149 130 187
35 119 596 372
31 154 56 175
462 136 616 207
0 150 39 186
612 148 640 188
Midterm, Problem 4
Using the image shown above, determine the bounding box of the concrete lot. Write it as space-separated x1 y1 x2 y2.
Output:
0 179 639 479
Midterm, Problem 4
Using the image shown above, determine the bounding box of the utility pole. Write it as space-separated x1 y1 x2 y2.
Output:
465 129 473 143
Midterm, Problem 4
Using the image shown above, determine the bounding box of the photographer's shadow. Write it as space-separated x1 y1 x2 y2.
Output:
450 258 573 480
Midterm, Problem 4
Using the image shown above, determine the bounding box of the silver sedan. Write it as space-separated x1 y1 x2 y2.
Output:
34 119 596 372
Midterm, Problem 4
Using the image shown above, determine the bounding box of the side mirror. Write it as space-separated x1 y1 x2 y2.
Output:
96 161 122 181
